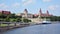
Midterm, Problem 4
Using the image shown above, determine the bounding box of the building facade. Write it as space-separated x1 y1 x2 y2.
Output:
0 10 11 15
16 8 53 18
38 8 53 17
16 9 33 18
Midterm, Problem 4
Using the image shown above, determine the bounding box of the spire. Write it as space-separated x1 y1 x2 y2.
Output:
46 10 49 15
24 9 28 14
38 8 42 17
25 9 28 12
39 8 42 14
24 9 28 18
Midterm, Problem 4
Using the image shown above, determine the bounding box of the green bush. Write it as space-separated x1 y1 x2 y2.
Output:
23 18 31 23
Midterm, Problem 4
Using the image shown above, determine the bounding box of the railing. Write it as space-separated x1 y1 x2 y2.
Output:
0 22 30 32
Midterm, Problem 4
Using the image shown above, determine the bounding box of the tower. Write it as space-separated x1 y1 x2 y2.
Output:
24 9 28 14
39 8 42 15
46 10 49 16
24 9 28 18
39 8 42 17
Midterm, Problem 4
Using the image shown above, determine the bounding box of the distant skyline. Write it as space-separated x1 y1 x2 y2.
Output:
0 0 60 16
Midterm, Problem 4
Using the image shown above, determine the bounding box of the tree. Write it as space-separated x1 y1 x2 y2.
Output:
23 18 31 23
28 20 31 22
5 15 10 22
9 13 16 18
16 18 22 22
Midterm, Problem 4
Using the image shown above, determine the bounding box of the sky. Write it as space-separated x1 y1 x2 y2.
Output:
0 0 60 16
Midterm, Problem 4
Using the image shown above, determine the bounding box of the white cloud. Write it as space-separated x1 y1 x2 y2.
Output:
22 0 36 5
12 3 20 8
23 0 32 5
22 0 27 2
0 3 8 9
0 3 21 11
42 0 51 2
48 5 59 10
0 3 10 11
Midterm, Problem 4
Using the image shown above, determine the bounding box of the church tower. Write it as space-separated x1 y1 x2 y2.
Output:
39 8 42 17
24 9 28 18
24 9 28 14
46 10 49 16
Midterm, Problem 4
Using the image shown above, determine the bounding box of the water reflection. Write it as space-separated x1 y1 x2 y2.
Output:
1 24 60 34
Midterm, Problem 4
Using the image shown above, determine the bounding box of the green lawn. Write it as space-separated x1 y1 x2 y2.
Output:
0 24 8 27
0 24 14 27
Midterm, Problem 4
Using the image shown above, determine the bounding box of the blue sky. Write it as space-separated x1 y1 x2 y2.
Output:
0 0 60 16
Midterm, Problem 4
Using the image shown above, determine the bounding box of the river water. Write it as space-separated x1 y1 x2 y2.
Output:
1 23 60 34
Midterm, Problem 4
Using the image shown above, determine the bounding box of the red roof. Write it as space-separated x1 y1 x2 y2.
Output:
34 14 38 16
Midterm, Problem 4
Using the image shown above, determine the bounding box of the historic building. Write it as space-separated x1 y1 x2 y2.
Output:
38 8 53 17
16 9 33 18
0 10 11 15
16 8 53 18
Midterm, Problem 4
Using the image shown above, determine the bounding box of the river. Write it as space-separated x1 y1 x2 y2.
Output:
0 23 60 34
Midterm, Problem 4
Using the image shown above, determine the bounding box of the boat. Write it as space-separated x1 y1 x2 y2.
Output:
42 21 51 24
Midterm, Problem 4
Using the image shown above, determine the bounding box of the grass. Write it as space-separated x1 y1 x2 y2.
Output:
0 24 8 27
0 24 14 27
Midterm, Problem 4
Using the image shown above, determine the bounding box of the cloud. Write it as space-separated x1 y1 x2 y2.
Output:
22 0 27 2
42 0 51 2
23 0 33 5
12 3 20 8
0 3 10 11
48 5 59 10
0 3 8 9
22 0 36 5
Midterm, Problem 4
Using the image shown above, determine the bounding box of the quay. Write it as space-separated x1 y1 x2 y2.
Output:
0 22 30 32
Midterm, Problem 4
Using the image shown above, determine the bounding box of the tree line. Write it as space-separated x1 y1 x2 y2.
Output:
41 16 60 21
0 13 31 23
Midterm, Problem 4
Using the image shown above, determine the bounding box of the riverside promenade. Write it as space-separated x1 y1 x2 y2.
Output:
0 22 30 32
0 21 59 32
0 23 60 34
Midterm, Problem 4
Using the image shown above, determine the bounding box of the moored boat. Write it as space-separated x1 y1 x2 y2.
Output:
42 21 51 24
